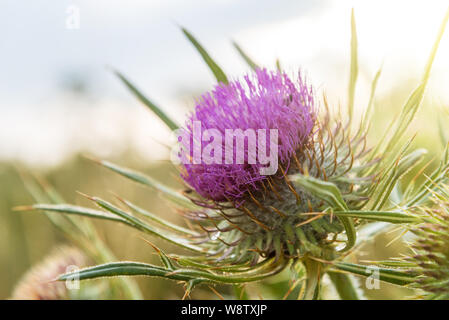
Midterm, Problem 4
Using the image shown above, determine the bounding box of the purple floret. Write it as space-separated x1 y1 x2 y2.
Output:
179 68 315 201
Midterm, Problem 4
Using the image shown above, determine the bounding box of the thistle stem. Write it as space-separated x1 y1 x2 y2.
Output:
303 258 322 300
328 271 359 300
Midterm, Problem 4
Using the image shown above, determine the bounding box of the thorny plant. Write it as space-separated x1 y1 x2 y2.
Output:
15 9 449 299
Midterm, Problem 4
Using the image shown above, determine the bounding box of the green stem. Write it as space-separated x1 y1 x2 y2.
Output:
233 285 249 300
303 258 322 300
328 271 359 300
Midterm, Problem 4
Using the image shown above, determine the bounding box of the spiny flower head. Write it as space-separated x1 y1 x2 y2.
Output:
405 194 449 299
180 68 315 201
177 68 374 263
11 246 88 300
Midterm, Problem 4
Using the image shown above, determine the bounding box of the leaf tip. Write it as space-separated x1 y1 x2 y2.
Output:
12 205 34 212
76 191 95 202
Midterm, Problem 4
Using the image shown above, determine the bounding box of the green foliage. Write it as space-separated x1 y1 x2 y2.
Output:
113 70 179 131
181 27 228 84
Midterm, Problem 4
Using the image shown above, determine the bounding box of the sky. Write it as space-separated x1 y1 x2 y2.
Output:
1 0 448 167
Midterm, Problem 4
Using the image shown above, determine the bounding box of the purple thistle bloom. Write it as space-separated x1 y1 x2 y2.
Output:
179 68 315 201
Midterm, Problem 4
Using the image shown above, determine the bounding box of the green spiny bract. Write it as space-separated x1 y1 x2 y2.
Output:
403 187 449 299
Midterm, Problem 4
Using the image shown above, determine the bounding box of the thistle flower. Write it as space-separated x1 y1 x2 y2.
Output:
11 246 88 300
16 9 449 300
180 68 315 201
176 67 374 265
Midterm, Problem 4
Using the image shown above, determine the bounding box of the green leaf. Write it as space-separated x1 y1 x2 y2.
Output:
328 271 360 300
118 197 198 236
181 27 228 84
113 69 179 131
371 148 427 211
58 262 197 282
359 260 416 268
88 196 205 253
290 175 348 211
348 8 358 121
59 258 289 285
332 210 420 224
290 175 355 252
361 66 382 131
17 173 144 300
275 59 282 72
93 159 197 209
15 204 129 224
405 143 449 207
232 41 259 70
17 201 204 253
332 262 416 286
17 172 78 234
166 258 289 284
422 8 449 85
141 240 176 271
368 140 425 211
375 8 449 160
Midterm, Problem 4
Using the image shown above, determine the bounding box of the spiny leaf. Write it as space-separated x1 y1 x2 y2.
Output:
232 41 259 70
348 8 358 121
405 143 449 207
91 158 197 209
118 196 198 236
291 175 355 252
113 69 179 131
381 85 426 158
140 238 176 270
58 262 197 282
181 27 228 84
332 262 416 286
377 8 449 159
17 172 78 234
374 148 427 210
17 173 144 300
172 255 260 273
15 204 128 224
87 196 205 253
17 201 204 253
359 260 416 268
361 66 382 130
422 7 449 84
59 258 288 284
328 271 360 300
165 258 288 284
275 59 282 72
332 210 420 224
291 175 348 211
367 137 415 210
